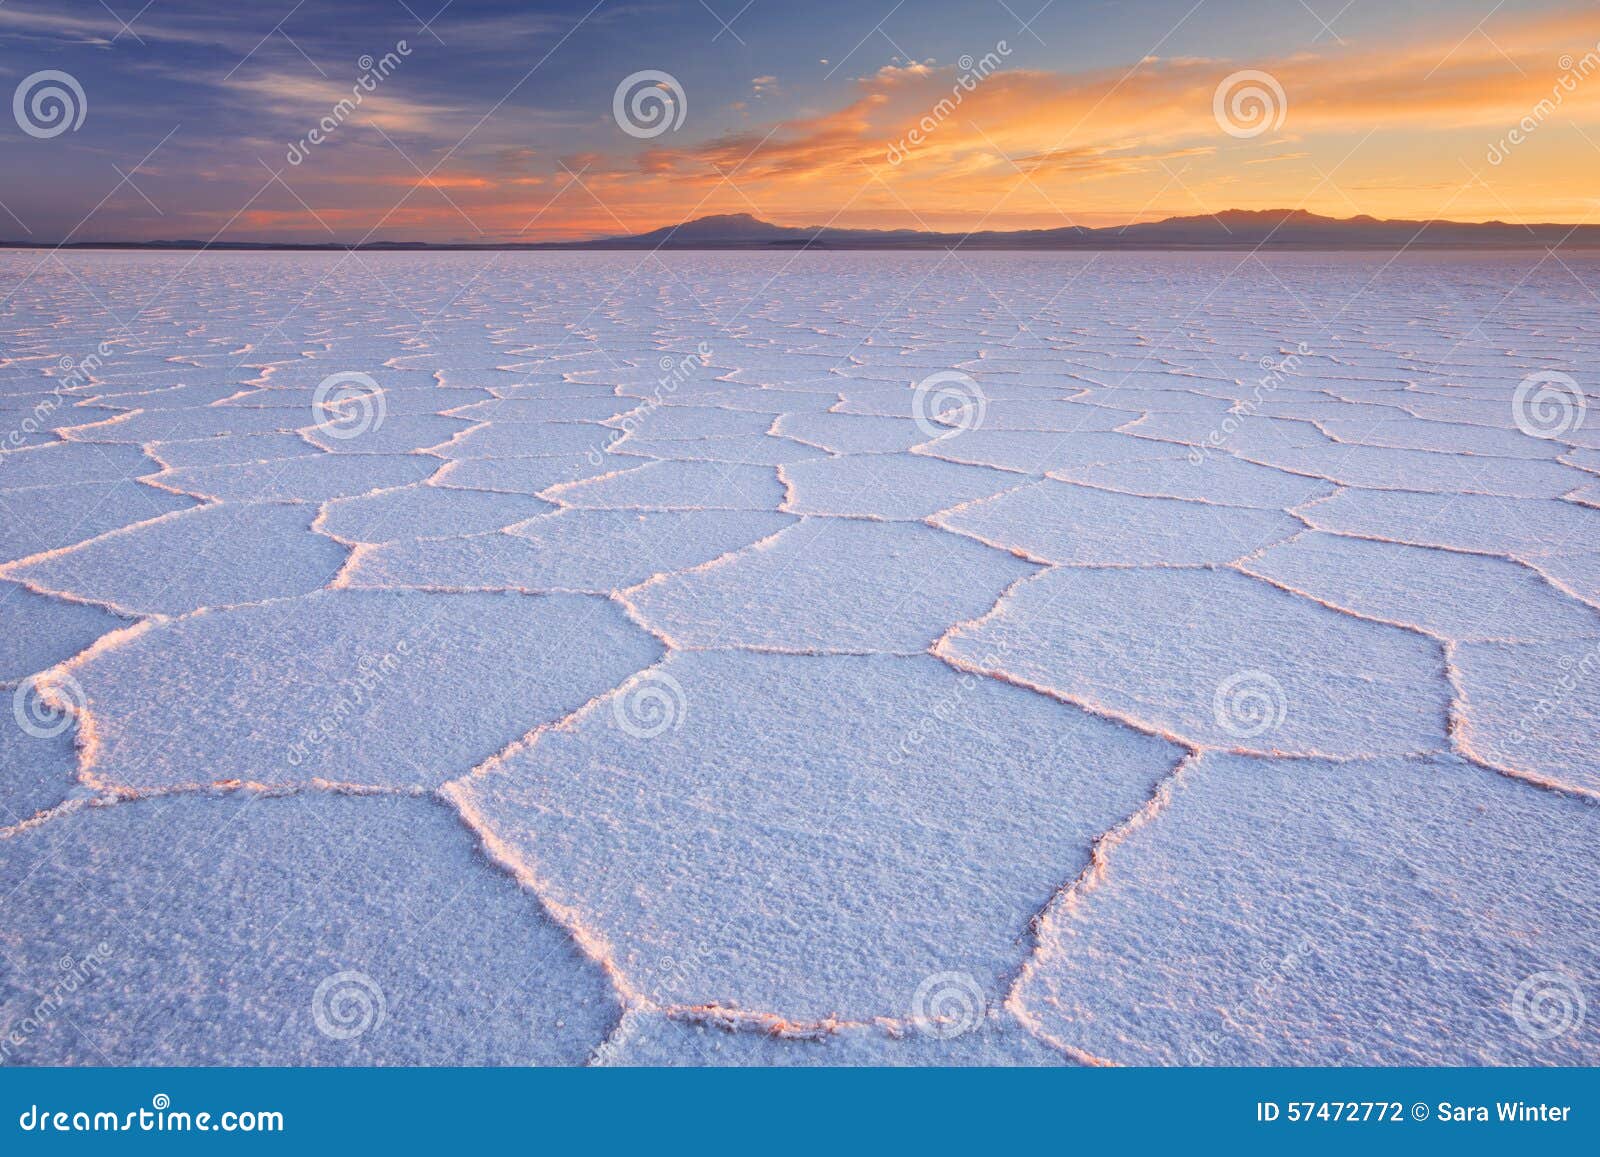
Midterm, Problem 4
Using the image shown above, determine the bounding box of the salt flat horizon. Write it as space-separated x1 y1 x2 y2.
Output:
1 249 1596 1067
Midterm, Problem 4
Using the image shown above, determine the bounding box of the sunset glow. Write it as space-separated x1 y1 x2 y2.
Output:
2 0 1598 243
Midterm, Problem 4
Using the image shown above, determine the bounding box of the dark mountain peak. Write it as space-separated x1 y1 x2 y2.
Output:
609 213 805 245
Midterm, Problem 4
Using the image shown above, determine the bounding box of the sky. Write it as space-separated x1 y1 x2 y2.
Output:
0 0 1596 242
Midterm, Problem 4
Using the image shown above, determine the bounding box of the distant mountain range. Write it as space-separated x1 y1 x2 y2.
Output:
8 210 1599 251
588 210 1600 250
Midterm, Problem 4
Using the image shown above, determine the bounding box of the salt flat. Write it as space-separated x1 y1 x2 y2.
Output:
0 250 1596 1067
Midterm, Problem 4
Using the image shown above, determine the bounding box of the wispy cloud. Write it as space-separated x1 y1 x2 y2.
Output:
0 1 253 50
223 70 465 137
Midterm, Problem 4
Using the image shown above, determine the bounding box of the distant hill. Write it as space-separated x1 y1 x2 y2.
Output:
580 210 1600 250
589 212 1094 249
8 209 1598 251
